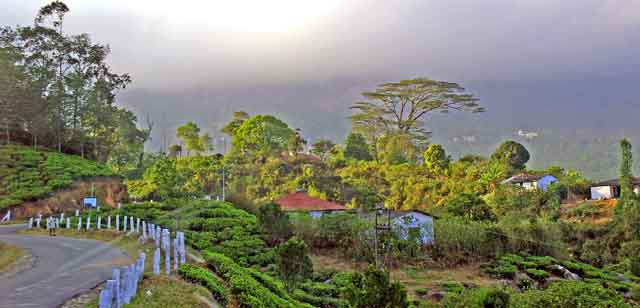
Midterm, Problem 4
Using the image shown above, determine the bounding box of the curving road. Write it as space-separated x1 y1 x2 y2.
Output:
0 225 130 308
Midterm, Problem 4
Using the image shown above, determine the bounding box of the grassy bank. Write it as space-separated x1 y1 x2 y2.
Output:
0 241 26 273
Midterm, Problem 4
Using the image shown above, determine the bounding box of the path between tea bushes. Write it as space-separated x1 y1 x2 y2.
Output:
0 224 130 308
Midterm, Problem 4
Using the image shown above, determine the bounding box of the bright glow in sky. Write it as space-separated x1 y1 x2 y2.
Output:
124 0 343 35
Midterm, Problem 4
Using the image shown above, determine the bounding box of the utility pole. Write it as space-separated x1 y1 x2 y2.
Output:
373 205 391 270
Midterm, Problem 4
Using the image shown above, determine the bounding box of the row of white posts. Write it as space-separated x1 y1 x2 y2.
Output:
26 211 188 308
1 210 10 222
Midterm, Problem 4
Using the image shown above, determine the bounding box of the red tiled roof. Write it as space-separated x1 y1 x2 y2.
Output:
275 192 347 212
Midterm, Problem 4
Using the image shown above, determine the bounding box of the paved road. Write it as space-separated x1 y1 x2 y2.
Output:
0 225 130 308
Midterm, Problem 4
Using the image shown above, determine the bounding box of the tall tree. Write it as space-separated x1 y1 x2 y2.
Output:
350 78 483 147
491 140 530 171
221 111 249 136
311 138 335 159
344 132 373 161
275 237 313 292
176 121 206 155
0 0 133 157
231 115 294 157
619 139 634 209
424 144 450 174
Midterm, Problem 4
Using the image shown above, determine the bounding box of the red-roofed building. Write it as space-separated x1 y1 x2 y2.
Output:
275 191 347 218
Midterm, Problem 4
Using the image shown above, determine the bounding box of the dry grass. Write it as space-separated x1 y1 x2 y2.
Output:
560 199 617 225
0 241 26 273
124 275 217 308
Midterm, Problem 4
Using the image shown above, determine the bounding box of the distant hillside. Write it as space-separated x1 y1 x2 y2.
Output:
0 145 116 210
436 127 640 181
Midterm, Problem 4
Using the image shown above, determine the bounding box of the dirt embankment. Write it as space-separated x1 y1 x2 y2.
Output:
9 177 127 219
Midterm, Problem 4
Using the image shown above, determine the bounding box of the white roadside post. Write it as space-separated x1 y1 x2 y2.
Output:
112 268 121 308
116 215 120 231
77 216 82 231
123 216 128 232
27 217 33 229
35 217 41 228
107 216 111 229
75 209 79 217
66 217 70 229
136 218 140 233
97 216 102 230
142 221 147 239
86 215 91 230
153 248 161 275
60 212 64 221
164 229 170 274
180 232 186 264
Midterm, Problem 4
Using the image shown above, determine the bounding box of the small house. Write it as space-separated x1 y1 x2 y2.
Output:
590 177 640 200
275 191 347 218
390 210 435 245
501 173 558 192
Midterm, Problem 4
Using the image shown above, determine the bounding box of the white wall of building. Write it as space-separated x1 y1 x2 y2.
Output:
591 186 612 200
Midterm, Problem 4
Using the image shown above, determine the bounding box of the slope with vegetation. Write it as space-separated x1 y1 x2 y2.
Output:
0 145 116 210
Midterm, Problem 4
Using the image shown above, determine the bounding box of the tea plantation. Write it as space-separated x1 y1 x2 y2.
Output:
0 145 115 209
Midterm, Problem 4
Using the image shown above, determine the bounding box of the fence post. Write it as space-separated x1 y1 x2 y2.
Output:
153 248 160 275
116 215 120 231
112 268 121 308
77 217 82 231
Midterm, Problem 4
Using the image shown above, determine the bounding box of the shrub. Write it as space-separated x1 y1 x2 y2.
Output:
510 281 630 308
630 285 640 301
441 287 510 308
440 281 465 294
275 237 313 292
342 266 409 308
178 264 229 305
204 251 312 308
631 255 640 277
524 268 549 281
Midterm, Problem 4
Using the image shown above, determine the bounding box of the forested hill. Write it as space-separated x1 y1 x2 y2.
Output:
0 145 116 210
437 128 640 181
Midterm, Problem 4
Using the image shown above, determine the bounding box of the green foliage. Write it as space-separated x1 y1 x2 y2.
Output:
344 132 373 161
178 264 229 305
441 287 510 308
524 268 549 281
349 78 483 149
126 155 222 200
423 144 450 174
491 140 530 170
445 192 495 221
0 146 115 209
311 139 335 159
221 111 249 137
258 203 293 245
510 281 631 308
204 251 312 308
631 255 640 277
275 237 313 292
231 114 294 157
376 132 418 164
439 281 465 294
341 265 409 308
176 121 212 155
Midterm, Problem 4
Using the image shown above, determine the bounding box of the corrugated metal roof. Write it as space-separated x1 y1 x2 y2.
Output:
275 192 347 212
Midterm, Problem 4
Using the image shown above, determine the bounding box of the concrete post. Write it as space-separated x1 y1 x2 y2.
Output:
153 248 161 275
136 218 140 233
107 216 111 229
77 217 82 231
123 216 128 232
86 215 91 230
97 216 102 230
164 229 170 274
66 217 70 229
27 217 33 229
112 268 121 308
116 215 120 231
179 232 186 264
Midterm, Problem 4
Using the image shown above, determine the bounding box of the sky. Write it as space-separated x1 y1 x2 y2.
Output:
3 0 640 151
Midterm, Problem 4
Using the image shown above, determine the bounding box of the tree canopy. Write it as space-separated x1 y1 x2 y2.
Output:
491 140 530 171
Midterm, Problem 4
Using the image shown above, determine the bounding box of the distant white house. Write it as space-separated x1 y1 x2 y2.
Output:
501 173 558 192
390 210 435 245
590 177 640 200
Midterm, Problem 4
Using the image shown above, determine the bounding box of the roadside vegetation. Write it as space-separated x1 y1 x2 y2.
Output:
0 145 115 209
0 241 26 273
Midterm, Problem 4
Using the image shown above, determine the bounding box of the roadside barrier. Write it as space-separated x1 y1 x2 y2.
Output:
26 212 188 308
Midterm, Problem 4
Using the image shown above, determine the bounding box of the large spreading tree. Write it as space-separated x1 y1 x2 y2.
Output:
350 78 484 148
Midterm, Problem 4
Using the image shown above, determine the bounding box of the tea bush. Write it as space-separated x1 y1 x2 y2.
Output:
178 264 229 305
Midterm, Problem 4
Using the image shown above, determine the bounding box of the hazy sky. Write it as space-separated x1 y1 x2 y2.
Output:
3 0 640 148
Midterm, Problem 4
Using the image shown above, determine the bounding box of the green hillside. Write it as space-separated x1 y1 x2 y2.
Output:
0 145 116 209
